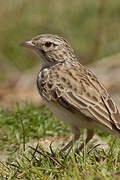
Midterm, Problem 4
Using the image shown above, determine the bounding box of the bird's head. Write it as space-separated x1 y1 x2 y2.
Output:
21 34 76 64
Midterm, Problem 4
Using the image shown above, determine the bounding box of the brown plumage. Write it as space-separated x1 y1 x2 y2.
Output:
21 34 120 154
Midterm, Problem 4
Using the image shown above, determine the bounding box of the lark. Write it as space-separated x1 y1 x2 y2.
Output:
21 34 120 154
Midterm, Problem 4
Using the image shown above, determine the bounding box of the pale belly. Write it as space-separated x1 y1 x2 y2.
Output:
43 99 118 136
44 100 96 130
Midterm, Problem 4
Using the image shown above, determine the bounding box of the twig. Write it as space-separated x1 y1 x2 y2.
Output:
87 143 102 154
49 141 55 156
29 145 64 168
29 145 45 157
0 160 10 170
31 143 39 161
20 116 26 151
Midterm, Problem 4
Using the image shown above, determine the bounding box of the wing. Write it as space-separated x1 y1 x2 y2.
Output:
41 61 120 130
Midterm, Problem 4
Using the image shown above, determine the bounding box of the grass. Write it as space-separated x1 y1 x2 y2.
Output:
1 0 120 179
0 104 69 152
0 104 120 179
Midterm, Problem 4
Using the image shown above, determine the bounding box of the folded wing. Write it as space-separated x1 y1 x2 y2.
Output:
48 63 120 130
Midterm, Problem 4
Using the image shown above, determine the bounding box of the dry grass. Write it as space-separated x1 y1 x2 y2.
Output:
0 1 120 179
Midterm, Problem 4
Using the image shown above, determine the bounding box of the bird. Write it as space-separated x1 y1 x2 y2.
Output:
21 34 120 154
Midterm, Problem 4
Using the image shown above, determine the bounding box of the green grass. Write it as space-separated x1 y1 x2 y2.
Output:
0 104 69 151
1 1 120 179
0 104 120 179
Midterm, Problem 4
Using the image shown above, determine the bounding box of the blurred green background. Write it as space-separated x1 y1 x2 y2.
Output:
0 0 120 83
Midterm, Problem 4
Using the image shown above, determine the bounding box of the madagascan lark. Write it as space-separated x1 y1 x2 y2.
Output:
21 34 120 154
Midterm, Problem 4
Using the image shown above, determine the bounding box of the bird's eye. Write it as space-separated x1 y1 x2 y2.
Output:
45 41 52 48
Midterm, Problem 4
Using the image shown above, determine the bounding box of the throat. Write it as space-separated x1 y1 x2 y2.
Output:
40 61 65 71
40 63 54 71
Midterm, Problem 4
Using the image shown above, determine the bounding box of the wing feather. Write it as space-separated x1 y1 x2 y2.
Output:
45 61 120 130
63 91 115 126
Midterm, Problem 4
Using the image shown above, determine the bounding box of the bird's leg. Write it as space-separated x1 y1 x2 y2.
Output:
75 129 93 154
59 128 80 155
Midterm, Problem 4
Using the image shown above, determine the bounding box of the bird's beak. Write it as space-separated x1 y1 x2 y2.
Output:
20 40 35 49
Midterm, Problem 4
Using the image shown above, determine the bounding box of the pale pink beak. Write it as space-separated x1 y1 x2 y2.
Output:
20 40 35 49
